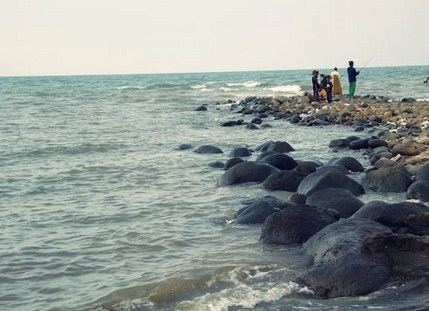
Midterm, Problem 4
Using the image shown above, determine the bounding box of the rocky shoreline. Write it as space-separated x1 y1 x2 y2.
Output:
191 95 429 299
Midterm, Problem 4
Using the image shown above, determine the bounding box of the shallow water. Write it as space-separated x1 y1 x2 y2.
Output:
0 68 428 311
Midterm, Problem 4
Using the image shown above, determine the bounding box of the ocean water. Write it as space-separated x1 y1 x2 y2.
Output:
1 66 429 311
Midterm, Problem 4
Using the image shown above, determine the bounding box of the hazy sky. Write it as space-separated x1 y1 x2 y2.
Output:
1 0 428 76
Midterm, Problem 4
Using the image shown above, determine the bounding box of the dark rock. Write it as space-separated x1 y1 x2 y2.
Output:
260 153 298 170
265 141 295 153
255 150 278 161
406 180 429 202
306 188 364 217
294 161 321 175
317 164 350 175
297 168 365 196
332 156 364 172
364 232 429 277
300 218 392 298
194 105 208 111
260 203 339 245
354 126 365 132
246 123 259 130
229 147 252 158
352 201 429 235
290 115 301 124
349 138 369 150
194 145 223 154
234 195 284 225
251 117 262 124
224 157 245 170
260 123 273 129
263 170 306 192
289 193 307 204
415 163 429 181
218 161 279 186
368 139 388 148
329 138 351 148
362 165 412 192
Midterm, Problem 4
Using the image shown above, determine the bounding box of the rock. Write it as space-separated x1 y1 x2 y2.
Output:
364 232 429 277
255 150 278 161
352 201 429 235
229 147 252 158
415 163 429 181
299 218 392 298
391 141 420 156
297 167 365 196
194 105 208 111
306 188 364 218
329 138 351 148
362 165 412 192
289 193 307 204
406 180 429 202
262 170 306 192
260 153 298 170
332 156 364 172
234 195 284 225
265 141 295 153
218 161 279 186
260 203 339 245
349 138 369 150
224 157 245 170
194 145 223 154
246 123 259 130
294 161 321 175
368 139 388 148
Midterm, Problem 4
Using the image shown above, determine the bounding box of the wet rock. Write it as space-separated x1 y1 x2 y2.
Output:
332 156 364 172
415 163 429 181
306 188 364 218
218 161 279 186
294 161 321 175
299 218 392 298
246 123 259 130
208 161 224 169
229 147 252 158
263 170 306 192
406 180 429 202
329 138 351 148
362 165 412 192
364 232 429 277
260 203 339 245
194 145 224 154
368 139 388 148
224 157 245 170
349 138 369 150
297 167 365 196
177 144 193 150
234 195 284 225
264 141 295 153
260 153 298 170
289 193 307 204
352 201 429 235
194 105 208 111
391 141 420 156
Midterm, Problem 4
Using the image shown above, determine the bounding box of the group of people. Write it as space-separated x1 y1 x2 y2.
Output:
310 61 360 103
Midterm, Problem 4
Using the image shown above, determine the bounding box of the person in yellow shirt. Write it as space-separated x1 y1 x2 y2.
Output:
330 67 342 96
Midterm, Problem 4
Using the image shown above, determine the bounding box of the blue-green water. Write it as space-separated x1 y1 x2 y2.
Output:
1 67 428 311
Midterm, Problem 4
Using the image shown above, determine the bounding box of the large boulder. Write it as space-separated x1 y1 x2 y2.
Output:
362 165 412 192
306 188 365 218
297 167 365 196
415 163 429 181
332 156 364 173
218 161 279 186
299 218 392 298
294 160 321 175
262 170 306 192
329 138 351 148
352 201 429 235
406 180 429 202
229 147 252 158
259 153 298 170
259 203 339 245
233 196 284 225
257 140 295 153
364 232 429 278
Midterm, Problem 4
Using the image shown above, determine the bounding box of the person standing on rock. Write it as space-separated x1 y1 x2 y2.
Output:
331 67 342 96
347 61 360 99
312 70 320 102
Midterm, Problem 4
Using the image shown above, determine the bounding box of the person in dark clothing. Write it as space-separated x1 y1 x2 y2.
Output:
424 76 429 83
312 70 320 102
319 74 333 103
347 61 360 99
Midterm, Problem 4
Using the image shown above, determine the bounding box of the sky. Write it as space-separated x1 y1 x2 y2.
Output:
0 0 428 76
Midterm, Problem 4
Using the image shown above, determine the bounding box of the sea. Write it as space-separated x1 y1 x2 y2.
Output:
1 66 429 311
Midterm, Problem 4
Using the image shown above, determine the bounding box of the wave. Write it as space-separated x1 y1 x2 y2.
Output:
225 81 262 88
268 84 303 95
116 85 147 91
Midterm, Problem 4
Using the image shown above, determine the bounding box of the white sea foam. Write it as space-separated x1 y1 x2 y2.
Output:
225 81 261 88
268 84 303 95
116 85 146 90
191 84 207 90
